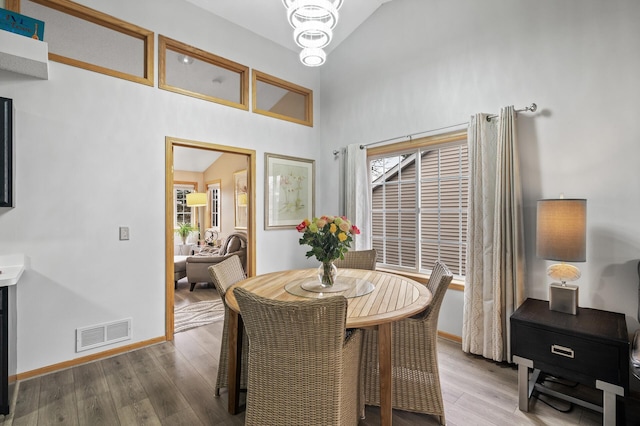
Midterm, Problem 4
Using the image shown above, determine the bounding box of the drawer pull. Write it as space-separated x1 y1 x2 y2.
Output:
551 344 574 358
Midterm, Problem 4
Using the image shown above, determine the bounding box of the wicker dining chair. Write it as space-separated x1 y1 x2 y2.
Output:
360 260 453 425
207 255 248 397
233 287 363 426
333 249 377 270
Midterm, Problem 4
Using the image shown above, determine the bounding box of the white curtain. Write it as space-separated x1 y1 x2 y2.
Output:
462 106 526 362
341 144 371 250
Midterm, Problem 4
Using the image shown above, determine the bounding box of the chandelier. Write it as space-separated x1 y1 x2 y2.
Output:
283 0 343 66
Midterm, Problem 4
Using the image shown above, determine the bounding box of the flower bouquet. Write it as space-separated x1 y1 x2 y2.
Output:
296 215 360 286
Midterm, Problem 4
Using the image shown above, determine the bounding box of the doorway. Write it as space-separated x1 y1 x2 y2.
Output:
165 137 256 341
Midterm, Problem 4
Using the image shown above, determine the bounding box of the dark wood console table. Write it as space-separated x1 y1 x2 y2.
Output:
511 298 629 426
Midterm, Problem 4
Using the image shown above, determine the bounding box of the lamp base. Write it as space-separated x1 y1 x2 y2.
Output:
549 282 578 315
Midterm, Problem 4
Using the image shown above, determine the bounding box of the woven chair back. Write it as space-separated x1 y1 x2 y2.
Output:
420 260 453 321
333 249 377 270
208 255 246 306
233 287 352 425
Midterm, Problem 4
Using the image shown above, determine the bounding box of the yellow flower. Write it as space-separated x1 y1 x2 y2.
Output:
338 232 347 242
329 223 337 233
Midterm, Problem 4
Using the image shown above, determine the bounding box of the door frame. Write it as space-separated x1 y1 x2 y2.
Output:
165 137 256 341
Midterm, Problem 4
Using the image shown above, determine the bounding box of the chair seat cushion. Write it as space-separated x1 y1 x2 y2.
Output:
174 256 188 272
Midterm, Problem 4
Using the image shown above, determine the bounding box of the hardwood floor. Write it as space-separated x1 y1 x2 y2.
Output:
3 282 640 425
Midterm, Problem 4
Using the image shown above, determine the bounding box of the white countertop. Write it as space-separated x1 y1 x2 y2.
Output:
0 253 25 287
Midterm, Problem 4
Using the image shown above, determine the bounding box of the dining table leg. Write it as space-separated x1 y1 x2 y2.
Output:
378 322 392 426
227 310 243 414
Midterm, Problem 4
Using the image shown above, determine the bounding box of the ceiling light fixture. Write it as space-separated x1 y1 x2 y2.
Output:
177 54 194 65
299 47 326 67
293 20 333 48
283 0 343 66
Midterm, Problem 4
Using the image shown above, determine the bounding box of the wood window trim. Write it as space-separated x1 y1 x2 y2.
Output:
368 130 467 157
252 69 313 127
9 0 154 86
158 35 250 111
174 181 199 191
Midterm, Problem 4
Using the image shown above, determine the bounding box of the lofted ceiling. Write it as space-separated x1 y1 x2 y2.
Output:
174 1 394 171
183 0 393 54
174 146 222 173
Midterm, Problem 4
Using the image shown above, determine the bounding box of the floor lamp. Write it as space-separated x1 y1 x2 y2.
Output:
536 198 587 314
186 192 207 245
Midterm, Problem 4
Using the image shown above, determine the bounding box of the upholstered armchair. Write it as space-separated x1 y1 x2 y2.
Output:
186 232 247 291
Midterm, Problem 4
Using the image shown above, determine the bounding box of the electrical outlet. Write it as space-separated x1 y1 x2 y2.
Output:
119 227 129 241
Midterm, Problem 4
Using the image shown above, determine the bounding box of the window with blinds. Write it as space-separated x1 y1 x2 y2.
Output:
370 131 468 277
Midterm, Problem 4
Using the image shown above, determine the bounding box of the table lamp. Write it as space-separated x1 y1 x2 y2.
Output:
536 198 587 314
186 192 207 243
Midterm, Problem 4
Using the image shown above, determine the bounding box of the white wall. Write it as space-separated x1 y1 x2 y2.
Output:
318 0 640 337
0 0 324 374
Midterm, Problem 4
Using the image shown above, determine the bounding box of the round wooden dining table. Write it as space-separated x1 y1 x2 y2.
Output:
224 267 432 426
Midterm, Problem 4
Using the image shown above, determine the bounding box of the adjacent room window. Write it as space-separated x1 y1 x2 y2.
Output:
369 131 468 278
12 0 154 86
208 181 221 231
252 70 313 127
159 35 249 110
174 184 195 226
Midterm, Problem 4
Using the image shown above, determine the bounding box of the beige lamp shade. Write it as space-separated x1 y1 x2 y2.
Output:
186 192 207 207
536 199 587 262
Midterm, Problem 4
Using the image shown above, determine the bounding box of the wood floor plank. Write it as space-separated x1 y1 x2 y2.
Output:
126 350 192 421
100 353 148 409
73 361 120 425
160 407 206 426
151 345 241 425
37 369 79 426
116 398 162 426
9 377 40 423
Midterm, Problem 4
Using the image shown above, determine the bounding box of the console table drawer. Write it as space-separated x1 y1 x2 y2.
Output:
513 324 622 385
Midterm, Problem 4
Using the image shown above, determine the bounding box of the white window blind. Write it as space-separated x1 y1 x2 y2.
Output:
370 134 468 277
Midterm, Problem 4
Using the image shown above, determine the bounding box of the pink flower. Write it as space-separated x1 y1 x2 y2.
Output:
296 219 309 232
350 225 361 235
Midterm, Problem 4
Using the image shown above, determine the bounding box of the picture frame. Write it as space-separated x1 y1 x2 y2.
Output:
265 153 314 230
233 169 248 229
0 97 13 208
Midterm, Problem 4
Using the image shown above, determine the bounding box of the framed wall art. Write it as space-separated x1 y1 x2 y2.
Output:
265 153 314 230
233 169 248 229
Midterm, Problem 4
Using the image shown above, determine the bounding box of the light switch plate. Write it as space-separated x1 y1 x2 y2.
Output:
119 227 129 241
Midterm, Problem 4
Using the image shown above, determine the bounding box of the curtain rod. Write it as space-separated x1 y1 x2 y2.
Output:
332 103 538 155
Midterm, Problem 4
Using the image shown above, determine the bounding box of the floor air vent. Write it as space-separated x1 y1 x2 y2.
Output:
76 318 132 352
